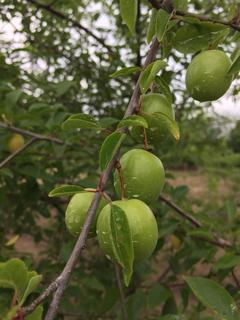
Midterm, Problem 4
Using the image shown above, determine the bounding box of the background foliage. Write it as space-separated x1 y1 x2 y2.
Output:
0 0 240 319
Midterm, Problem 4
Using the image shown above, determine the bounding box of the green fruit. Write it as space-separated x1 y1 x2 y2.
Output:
186 50 233 102
114 149 165 204
131 93 175 144
97 199 158 263
65 192 107 237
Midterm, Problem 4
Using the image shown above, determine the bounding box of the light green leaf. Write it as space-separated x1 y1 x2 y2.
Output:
20 275 42 305
147 8 157 44
139 60 167 94
215 253 240 271
110 205 134 286
155 9 171 42
110 66 141 78
0 259 28 300
62 113 101 131
48 185 85 197
118 115 148 129
148 112 180 141
185 276 239 320
26 306 43 320
99 132 127 171
119 0 138 34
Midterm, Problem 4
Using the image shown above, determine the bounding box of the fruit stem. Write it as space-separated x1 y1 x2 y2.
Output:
143 128 150 150
116 161 125 200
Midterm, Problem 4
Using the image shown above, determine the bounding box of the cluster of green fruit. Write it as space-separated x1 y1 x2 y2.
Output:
66 148 165 263
65 49 234 266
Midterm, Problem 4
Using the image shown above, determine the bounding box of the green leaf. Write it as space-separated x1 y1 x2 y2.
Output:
139 60 167 94
118 115 148 129
147 8 157 44
215 253 240 271
5 89 22 107
185 276 239 320
110 205 134 286
110 66 141 78
99 131 126 171
187 229 213 241
147 284 171 309
173 22 229 54
62 113 101 131
26 306 43 320
172 0 188 11
48 185 85 197
155 76 173 103
227 54 240 77
20 275 42 305
155 9 171 42
119 0 138 34
54 80 74 97
148 112 180 141
0 259 28 300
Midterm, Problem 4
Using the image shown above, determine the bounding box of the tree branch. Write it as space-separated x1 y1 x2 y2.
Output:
148 0 240 31
22 37 160 319
159 194 233 249
25 0 114 53
0 122 63 145
0 137 37 169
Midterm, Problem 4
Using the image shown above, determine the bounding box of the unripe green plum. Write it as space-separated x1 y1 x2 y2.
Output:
96 199 158 263
114 149 165 204
131 93 175 144
186 50 233 102
65 192 107 237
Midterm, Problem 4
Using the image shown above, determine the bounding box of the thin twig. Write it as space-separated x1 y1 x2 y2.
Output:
232 270 240 288
25 0 113 53
114 264 128 320
148 0 240 31
0 122 63 145
22 281 59 315
0 137 37 169
159 194 233 249
21 38 160 319
159 194 201 228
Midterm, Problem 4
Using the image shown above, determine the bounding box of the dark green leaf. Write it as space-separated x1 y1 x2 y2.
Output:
48 185 85 197
62 113 101 130
174 22 229 54
110 204 134 286
155 9 171 42
185 276 239 320
227 54 240 77
215 253 240 271
118 115 148 129
54 80 74 97
149 112 180 140
147 8 157 44
99 131 126 171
